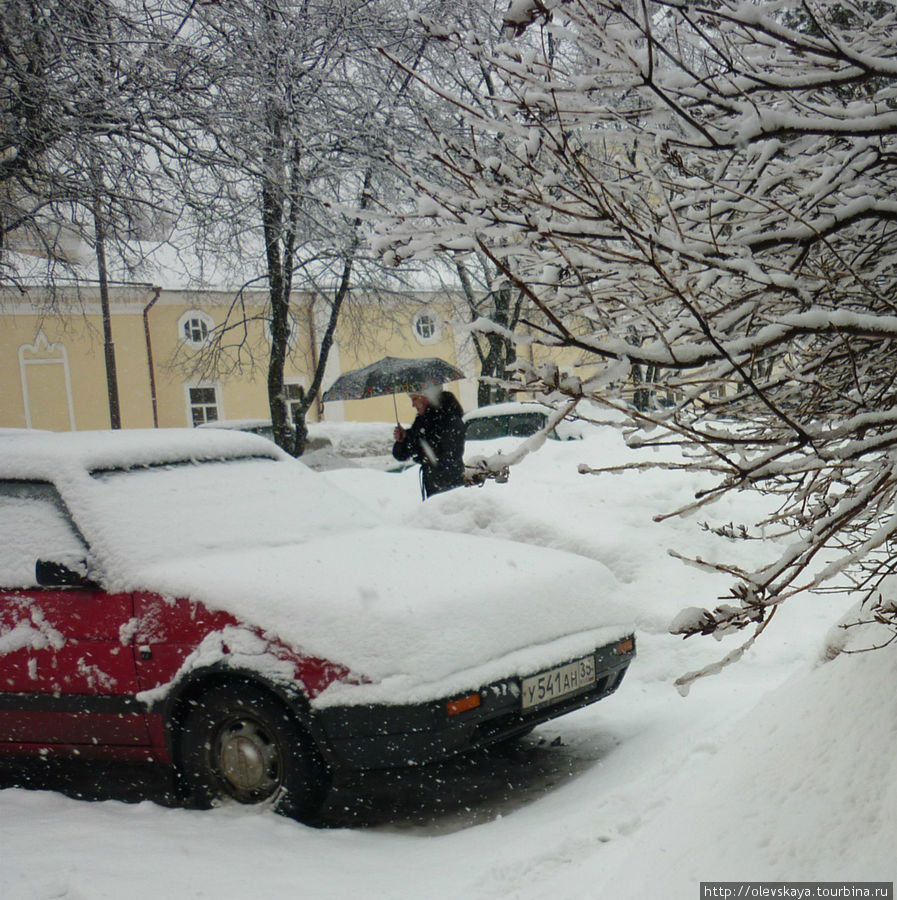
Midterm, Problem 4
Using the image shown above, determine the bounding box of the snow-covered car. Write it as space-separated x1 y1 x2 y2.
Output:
197 417 278 440
464 402 584 441
197 418 334 453
0 428 635 822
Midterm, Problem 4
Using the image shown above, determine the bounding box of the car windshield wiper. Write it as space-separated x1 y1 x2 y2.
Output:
89 455 277 479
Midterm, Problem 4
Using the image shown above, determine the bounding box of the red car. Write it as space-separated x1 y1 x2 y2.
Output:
0 429 635 821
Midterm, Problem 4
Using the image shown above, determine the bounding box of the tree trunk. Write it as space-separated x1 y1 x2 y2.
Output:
291 255 354 456
477 286 517 407
264 222 293 452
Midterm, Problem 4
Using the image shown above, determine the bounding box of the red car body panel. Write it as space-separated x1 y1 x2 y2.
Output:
0 589 137 694
0 587 350 763
131 592 240 699
0 588 151 749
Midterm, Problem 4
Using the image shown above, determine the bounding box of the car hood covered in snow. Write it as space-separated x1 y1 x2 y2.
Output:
4 430 632 705
133 525 633 705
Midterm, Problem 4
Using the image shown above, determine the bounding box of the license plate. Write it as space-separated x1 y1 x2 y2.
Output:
521 655 596 710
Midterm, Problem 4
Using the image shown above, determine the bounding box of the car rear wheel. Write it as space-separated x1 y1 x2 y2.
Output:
177 681 330 823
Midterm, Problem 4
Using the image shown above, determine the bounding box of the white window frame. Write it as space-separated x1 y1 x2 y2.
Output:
412 309 442 344
185 383 222 426
178 310 215 348
18 332 76 431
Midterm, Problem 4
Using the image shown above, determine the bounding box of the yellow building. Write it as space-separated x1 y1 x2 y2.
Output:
0 283 478 432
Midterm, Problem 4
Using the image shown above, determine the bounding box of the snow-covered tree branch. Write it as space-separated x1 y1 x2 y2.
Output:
377 0 897 672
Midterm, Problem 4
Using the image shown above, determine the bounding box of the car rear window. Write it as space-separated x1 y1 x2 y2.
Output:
465 412 548 440
506 412 549 437
465 417 509 440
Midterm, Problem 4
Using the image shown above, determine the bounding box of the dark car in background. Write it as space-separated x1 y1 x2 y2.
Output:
464 402 585 442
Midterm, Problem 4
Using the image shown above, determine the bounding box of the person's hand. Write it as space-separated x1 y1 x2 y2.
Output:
393 425 406 441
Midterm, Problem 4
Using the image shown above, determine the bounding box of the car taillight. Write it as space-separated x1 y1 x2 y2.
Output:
614 637 635 655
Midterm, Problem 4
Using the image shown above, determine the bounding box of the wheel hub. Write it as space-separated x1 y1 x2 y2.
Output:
215 717 282 799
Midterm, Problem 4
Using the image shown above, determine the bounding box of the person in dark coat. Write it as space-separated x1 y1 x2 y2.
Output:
392 386 466 499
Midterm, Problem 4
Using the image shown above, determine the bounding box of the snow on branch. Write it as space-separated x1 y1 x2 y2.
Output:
376 0 897 684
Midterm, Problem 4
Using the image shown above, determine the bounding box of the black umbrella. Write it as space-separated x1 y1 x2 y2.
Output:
322 356 464 401
322 356 465 420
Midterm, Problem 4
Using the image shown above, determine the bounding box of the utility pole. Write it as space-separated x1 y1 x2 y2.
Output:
94 200 121 429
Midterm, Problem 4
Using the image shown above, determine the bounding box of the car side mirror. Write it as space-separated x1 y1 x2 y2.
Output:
35 559 98 589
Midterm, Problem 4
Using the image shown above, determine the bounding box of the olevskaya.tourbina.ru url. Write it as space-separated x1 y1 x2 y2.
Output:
701 883 893 899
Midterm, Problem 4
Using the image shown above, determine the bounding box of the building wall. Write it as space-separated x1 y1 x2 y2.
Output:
144 291 291 429
0 285 476 432
2 289 158 431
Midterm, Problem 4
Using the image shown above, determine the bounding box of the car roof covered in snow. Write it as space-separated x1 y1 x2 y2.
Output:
462 401 552 421
0 427 285 481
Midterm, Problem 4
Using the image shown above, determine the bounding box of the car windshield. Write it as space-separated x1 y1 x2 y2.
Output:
77 456 374 575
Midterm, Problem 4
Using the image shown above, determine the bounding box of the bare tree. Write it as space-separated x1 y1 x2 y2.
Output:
1 0 191 428
0 0 75 265
161 0 436 454
454 254 527 406
1 1 188 265
378 0 566 406
378 0 897 683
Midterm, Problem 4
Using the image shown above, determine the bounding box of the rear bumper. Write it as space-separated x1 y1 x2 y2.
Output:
316 638 635 771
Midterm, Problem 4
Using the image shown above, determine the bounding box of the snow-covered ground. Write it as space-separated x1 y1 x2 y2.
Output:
2 420 894 898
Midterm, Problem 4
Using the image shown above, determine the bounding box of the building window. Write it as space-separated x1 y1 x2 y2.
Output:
188 386 219 426
179 311 214 348
412 309 441 344
184 318 208 344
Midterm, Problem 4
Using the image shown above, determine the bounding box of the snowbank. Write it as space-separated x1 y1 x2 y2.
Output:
589 645 897 892
1 419 892 898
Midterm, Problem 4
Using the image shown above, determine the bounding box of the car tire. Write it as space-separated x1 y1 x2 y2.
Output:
177 681 330 823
